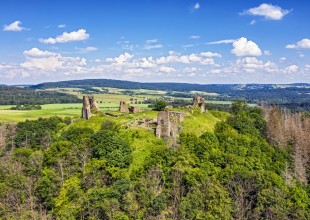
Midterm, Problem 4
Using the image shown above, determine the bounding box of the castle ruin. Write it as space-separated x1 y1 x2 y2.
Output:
119 101 129 113
192 96 206 112
81 96 99 119
156 111 184 139
119 101 140 113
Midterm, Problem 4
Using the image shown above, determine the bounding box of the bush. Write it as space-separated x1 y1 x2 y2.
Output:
153 101 167 111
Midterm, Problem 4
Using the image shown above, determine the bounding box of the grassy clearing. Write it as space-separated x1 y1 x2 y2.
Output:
182 110 221 136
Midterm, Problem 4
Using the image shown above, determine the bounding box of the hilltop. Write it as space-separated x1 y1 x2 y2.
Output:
0 100 309 219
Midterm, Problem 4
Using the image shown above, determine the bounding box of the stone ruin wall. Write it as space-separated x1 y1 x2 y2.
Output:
81 96 99 120
156 111 184 139
192 95 206 112
119 101 129 113
119 101 140 113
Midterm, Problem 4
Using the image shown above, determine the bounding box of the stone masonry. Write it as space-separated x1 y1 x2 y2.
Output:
119 101 141 113
192 95 206 112
119 101 129 113
129 106 140 113
81 96 99 119
156 111 184 139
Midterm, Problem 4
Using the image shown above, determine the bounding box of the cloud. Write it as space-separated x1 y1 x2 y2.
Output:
156 51 218 65
194 3 200 10
183 67 201 73
284 65 298 73
21 48 86 72
106 52 134 64
159 66 176 73
58 24 66 28
143 44 163 50
264 50 271 56
3 21 27 31
143 39 163 50
23 48 57 58
206 39 235 45
75 46 98 53
190 35 200 39
231 37 262 57
200 52 222 58
39 29 89 44
250 20 256 25
243 3 290 20
279 57 286 62
286 38 310 49
146 39 158 43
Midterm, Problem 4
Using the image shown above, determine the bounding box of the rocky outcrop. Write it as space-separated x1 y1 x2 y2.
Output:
81 96 99 119
192 96 206 112
156 111 184 139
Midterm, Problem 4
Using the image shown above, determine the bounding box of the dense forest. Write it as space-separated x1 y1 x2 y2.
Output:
0 101 309 219
31 79 310 111
0 86 81 105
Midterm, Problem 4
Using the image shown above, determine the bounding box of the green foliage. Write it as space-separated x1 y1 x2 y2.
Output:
0 100 309 219
91 130 132 168
14 116 63 148
101 119 120 133
153 100 167 111
0 85 81 105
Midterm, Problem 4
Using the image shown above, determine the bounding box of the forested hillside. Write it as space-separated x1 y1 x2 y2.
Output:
0 102 309 219
0 86 81 105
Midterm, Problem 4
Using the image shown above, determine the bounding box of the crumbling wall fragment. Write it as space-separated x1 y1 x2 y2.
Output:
156 111 184 139
192 96 206 112
82 95 99 119
119 101 129 113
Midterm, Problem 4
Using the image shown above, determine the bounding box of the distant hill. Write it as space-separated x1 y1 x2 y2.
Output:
31 79 310 111
0 85 81 105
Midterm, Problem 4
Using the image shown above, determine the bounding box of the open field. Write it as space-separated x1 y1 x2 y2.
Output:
0 102 149 122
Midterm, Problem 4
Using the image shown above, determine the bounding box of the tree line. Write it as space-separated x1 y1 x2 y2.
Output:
0 86 81 105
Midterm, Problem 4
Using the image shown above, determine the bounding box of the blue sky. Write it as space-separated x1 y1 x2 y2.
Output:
0 0 309 84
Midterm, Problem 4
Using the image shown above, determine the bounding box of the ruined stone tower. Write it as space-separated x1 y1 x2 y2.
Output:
119 101 141 113
192 96 206 112
156 111 184 139
81 96 99 119
119 101 129 113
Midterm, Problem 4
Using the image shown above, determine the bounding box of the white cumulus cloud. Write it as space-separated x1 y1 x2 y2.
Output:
3 21 26 31
200 52 222 58
159 66 176 73
106 52 134 64
231 37 262 57
21 48 86 72
39 29 89 44
284 65 298 73
58 24 66 28
243 3 290 20
286 38 310 49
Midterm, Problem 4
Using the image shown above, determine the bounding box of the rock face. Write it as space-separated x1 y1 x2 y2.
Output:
81 96 99 119
156 111 184 139
192 95 206 112
119 101 129 113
